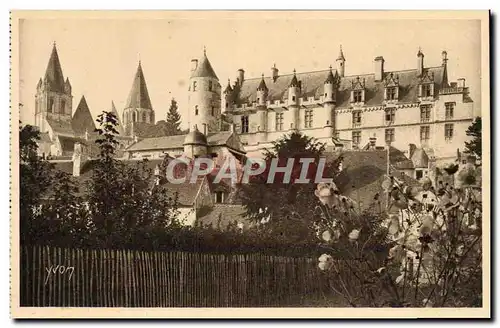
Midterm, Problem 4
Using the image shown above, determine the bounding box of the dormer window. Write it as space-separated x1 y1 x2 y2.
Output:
418 71 435 99
384 73 399 102
350 77 366 104
386 87 397 100
421 84 432 97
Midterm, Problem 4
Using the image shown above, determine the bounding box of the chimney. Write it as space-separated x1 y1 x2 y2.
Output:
457 78 466 88
374 56 385 82
417 49 424 77
271 64 279 82
191 59 198 71
237 69 245 86
442 51 448 66
203 123 207 136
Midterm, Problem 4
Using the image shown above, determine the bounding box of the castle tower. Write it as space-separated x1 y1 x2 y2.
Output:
221 79 233 114
323 66 338 137
188 48 221 133
183 125 208 159
256 74 268 138
288 69 301 131
336 45 346 78
34 43 73 133
122 61 155 136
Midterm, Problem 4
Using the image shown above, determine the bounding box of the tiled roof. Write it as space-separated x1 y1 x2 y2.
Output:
46 117 75 136
191 52 218 79
232 65 446 107
126 131 235 152
43 44 66 93
196 204 248 229
125 62 153 110
72 96 96 135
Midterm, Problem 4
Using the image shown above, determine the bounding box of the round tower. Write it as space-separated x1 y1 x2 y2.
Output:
288 69 301 131
188 48 221 134
323 66 338 138
256 74 268 137
183 125 208 158
221 79 233 114
336 45 346 78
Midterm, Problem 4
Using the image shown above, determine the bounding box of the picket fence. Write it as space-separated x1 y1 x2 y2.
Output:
19 246 331 307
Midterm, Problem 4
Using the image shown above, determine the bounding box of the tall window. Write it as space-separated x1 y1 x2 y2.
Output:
195 105 199 116
211 107 215 116
386 87 397 100
352 111 362 127
275 113 284 131
421 84 432 97
142 112 147 122
385 108 396 123
420 126 430 142
47 97 54 112
353 90 363 103
385 128 395 143
420 105 431 122
445 102 455 120
192 81 197 92
61 99 66 114
132 112 136 122
445 124 454 140
352 131 361 145
215 191 224 203
241 115 249 133
208 80 213 92
304 109 313 128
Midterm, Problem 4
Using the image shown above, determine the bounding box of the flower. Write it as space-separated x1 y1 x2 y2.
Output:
315 182 339 207
348 229 360 241
318 253 334 271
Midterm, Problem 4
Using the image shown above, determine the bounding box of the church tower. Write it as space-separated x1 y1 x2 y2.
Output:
188 48 221 134
122 61 155 136
34 43 73 133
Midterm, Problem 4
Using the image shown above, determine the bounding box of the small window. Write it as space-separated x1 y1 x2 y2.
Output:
241 115 249 133
352 111 362 126
225 102 229 109
385 108 396 123
420 105 431 122
445 102 455 120
324 93 327 98
142 112 147 122
211 107 215 116
215 191 224 203
195 106 199 116
353 90 363 103
385 128 395 143
208 80 213 92
352 131 361 145
421 84 432 97
275 113 284 131
445 123 454 140
304 109 313 128
132 112 136 122
61 99 66 114
386 87 397 100
416 170 423 180
257 97 260 102
192 81 197 92
292 96 296 102
420 126 430 141
47 97 54 112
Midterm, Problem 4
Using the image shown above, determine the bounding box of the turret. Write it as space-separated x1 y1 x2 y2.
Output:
222 79 233 114
288 69 301 130
323 66 337 104
256 74 268 135
256 74 268 107
188 48 221 133
183 125 208 158
336 45 346 78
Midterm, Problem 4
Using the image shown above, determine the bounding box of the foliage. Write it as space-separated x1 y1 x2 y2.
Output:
464 116 482 158
239 132 342 243
314 169 483 307
165 98 182 135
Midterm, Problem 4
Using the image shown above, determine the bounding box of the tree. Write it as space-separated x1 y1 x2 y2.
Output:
238 132 342 243
464 116 482 158
165 98 182 136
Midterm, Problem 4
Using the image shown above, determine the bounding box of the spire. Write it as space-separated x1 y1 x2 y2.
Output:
43 43 66 93
72 96 96 136
289 69 299 87
224 79 233 93
337 45 345 61
325 66 336 84
190 48 218 80
257 74 268 91
110 100 124 135
125 61 153 110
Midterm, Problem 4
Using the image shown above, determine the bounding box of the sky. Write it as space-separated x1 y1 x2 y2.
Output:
18 15 482 129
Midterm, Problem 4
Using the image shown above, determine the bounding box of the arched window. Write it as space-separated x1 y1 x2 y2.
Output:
47 97 54 113
132 111 136 122
195 106 199 116
142 112 147 122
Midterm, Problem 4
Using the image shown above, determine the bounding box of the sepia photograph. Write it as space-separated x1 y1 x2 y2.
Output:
9 10 490 318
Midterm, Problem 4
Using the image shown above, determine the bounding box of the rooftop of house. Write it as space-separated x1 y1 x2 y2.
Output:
196 204 249 230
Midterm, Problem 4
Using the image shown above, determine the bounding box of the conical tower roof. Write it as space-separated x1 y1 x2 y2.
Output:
110 101 124 135
125 61 153 110
43 43 66 93
257 74 268 91
224 79 233 93
337 45 345 61
72 95 96 135
289 69 299 87
325 66 336 84
190 49 218 80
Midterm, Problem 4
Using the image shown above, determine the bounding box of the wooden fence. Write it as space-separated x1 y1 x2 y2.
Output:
20 246 331 307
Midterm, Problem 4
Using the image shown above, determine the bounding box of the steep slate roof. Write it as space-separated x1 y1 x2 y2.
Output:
110 101 124 135
125 61 153 110
191 51 218 79
72 96 96 135
233 65 447 107
43 44 66 93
